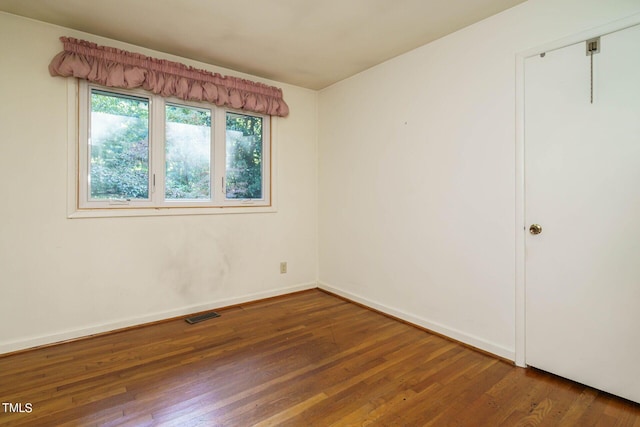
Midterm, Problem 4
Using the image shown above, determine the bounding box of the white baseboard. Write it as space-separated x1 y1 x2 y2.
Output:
2 281 515 361
318 281 515 361
0 282 317 355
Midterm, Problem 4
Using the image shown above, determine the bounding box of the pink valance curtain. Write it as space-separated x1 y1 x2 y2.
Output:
49 37 289 117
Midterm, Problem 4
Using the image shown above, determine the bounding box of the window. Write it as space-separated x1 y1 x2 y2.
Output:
76 82 271 213
165 104 212 201
88 90 150 201
226 112 264 199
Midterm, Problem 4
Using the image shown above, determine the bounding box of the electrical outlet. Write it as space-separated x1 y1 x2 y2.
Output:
280 262 287 274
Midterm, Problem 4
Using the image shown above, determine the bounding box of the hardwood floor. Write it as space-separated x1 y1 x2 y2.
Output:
0 289 638 426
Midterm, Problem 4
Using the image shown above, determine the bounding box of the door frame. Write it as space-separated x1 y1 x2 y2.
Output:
514 13 640 367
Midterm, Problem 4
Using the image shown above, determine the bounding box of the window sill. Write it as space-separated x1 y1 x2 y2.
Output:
68 205 277 219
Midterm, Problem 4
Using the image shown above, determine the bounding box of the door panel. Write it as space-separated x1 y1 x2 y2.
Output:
525 24 640 403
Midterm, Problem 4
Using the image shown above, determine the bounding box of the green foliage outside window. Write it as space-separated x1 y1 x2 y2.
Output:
226 113 263 199
165 105 211 200
90 92 149 199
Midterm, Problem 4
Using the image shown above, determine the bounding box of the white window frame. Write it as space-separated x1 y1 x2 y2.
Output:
69 80 275 218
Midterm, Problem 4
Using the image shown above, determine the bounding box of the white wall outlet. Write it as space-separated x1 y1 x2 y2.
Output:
280 262 287 274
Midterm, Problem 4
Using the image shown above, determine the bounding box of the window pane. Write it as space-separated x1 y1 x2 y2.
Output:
226 113 263 199
90 90 149 200
165 105 212 200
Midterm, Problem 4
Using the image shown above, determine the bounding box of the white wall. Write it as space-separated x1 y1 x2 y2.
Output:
0 12 318 353
318 0 640 360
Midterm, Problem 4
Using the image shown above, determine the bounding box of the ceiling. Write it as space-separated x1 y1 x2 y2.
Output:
0 0 526 90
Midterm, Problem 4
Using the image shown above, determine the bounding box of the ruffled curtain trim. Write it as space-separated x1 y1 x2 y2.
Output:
49 37 289 117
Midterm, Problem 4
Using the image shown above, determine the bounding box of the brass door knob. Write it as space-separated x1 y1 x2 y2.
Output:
529 224 543 235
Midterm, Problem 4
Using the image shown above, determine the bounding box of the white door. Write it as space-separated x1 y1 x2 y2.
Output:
525 23 640 404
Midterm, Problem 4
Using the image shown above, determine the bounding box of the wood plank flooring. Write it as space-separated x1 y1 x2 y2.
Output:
0 289 638 426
